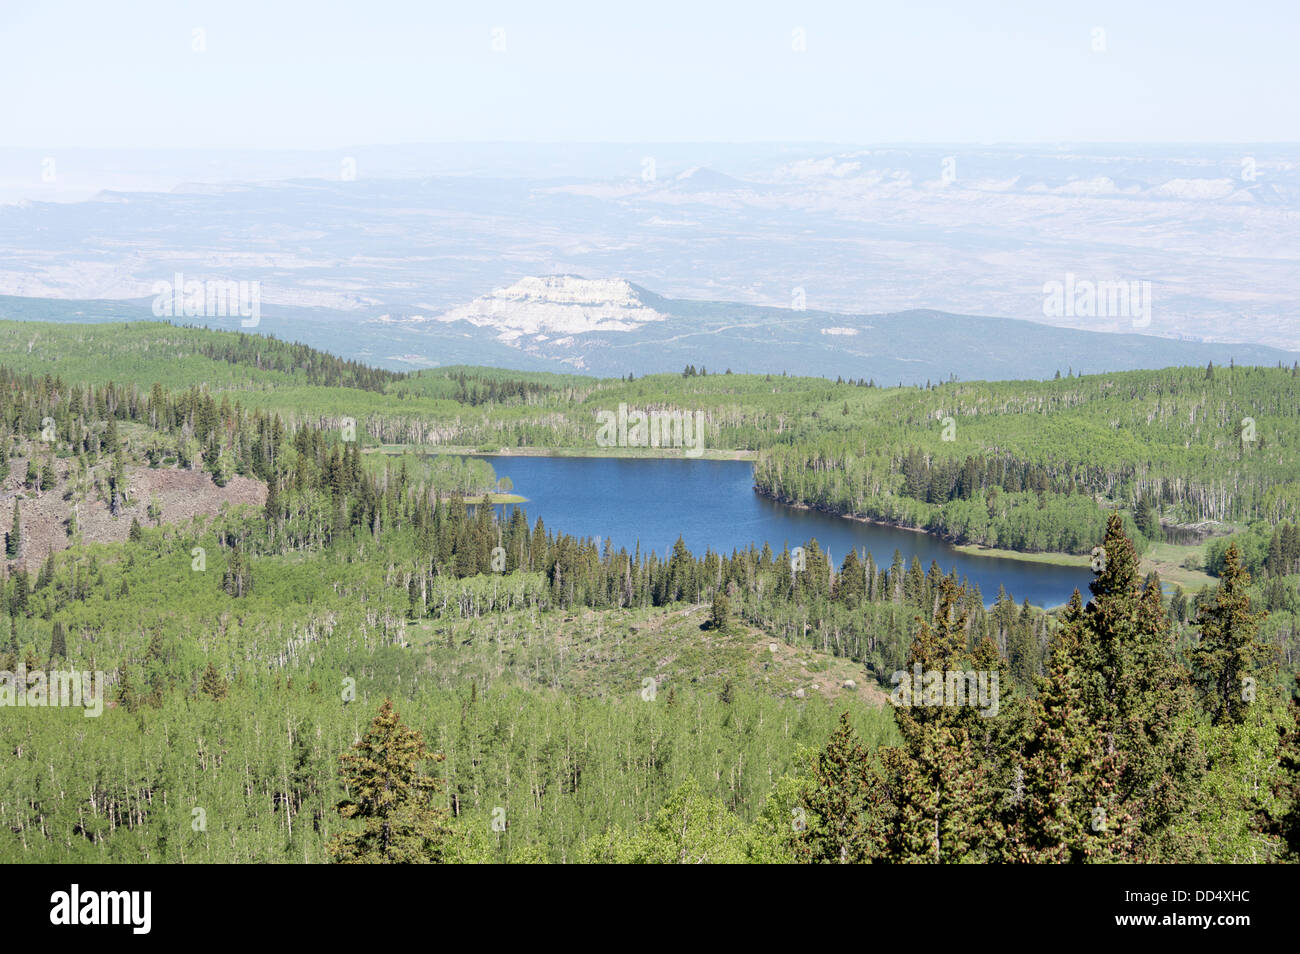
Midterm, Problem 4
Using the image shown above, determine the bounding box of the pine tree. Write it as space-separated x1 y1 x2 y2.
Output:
709 590 730 632
1006 599 1040 691
1058 514 1203 859
38 457 55 493
1135 496 1161 540
200 661 228 701
1266 681 1300 860
10 565 30 613
264 471 280 523
835 549 865 605
115 666 141 713
222 546 253 597
1011 590 1138 862
330 699 453 863
35 552 54 591
880 579 1004 862
796 712 885 863
48 620 66 661
406 576 422 621
6 500 19 560
1188 543 1270 725
140 629 170 707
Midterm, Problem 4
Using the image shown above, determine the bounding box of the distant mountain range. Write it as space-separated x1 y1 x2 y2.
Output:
3 145 1298 352
3 279 1296 385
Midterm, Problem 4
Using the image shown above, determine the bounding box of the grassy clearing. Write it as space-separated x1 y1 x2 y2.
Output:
957 539 1218 592
1141 540 1217 591
952 544 1090 568
461 493 528 504
404 603 892 706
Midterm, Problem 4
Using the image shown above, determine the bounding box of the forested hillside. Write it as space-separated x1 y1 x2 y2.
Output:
4 323 1297 563
1 323 1298 863
754 364 1300 554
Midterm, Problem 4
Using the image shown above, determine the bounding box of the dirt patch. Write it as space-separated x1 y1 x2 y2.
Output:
754 635 891 706
2 459 265 571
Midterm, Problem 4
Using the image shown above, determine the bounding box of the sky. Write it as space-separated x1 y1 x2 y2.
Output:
1 0 1296 149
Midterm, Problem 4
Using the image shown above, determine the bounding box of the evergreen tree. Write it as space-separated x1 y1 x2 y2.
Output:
835 549 865 605
1006 599 1040 690
48 621 66 661
35 552 54 591
1188 543 1270 725
880 579 1004 862
1135 496 1161 540
115 666 141 714
709 590 730 632
1056 514 1202 859
1266 682 1300 860
39 457 56 493
330 700 453 864
796 712 885 863
222 546 253 597
200 661 228 701
9 568 28 617
1011 591 1137 862
6 500 19 560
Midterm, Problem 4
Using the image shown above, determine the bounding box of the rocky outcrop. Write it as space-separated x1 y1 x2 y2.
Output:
430 275 666 342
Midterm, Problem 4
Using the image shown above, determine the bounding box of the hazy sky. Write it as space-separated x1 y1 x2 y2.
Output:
1 0 1296 148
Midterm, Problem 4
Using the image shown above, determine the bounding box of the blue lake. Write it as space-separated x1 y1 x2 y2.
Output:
479 456 1094 608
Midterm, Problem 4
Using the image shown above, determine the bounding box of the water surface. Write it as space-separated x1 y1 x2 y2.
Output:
481 456 1093 608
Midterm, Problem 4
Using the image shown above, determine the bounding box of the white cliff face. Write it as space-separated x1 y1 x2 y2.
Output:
432 276 666 342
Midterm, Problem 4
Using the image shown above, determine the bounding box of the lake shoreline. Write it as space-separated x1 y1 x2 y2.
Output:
387 444 1098 578
756 489 1214 591
366 444 1214 588
754 489 1088 566
367 443 758 462
487 454 1101 608
460 493 528 504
